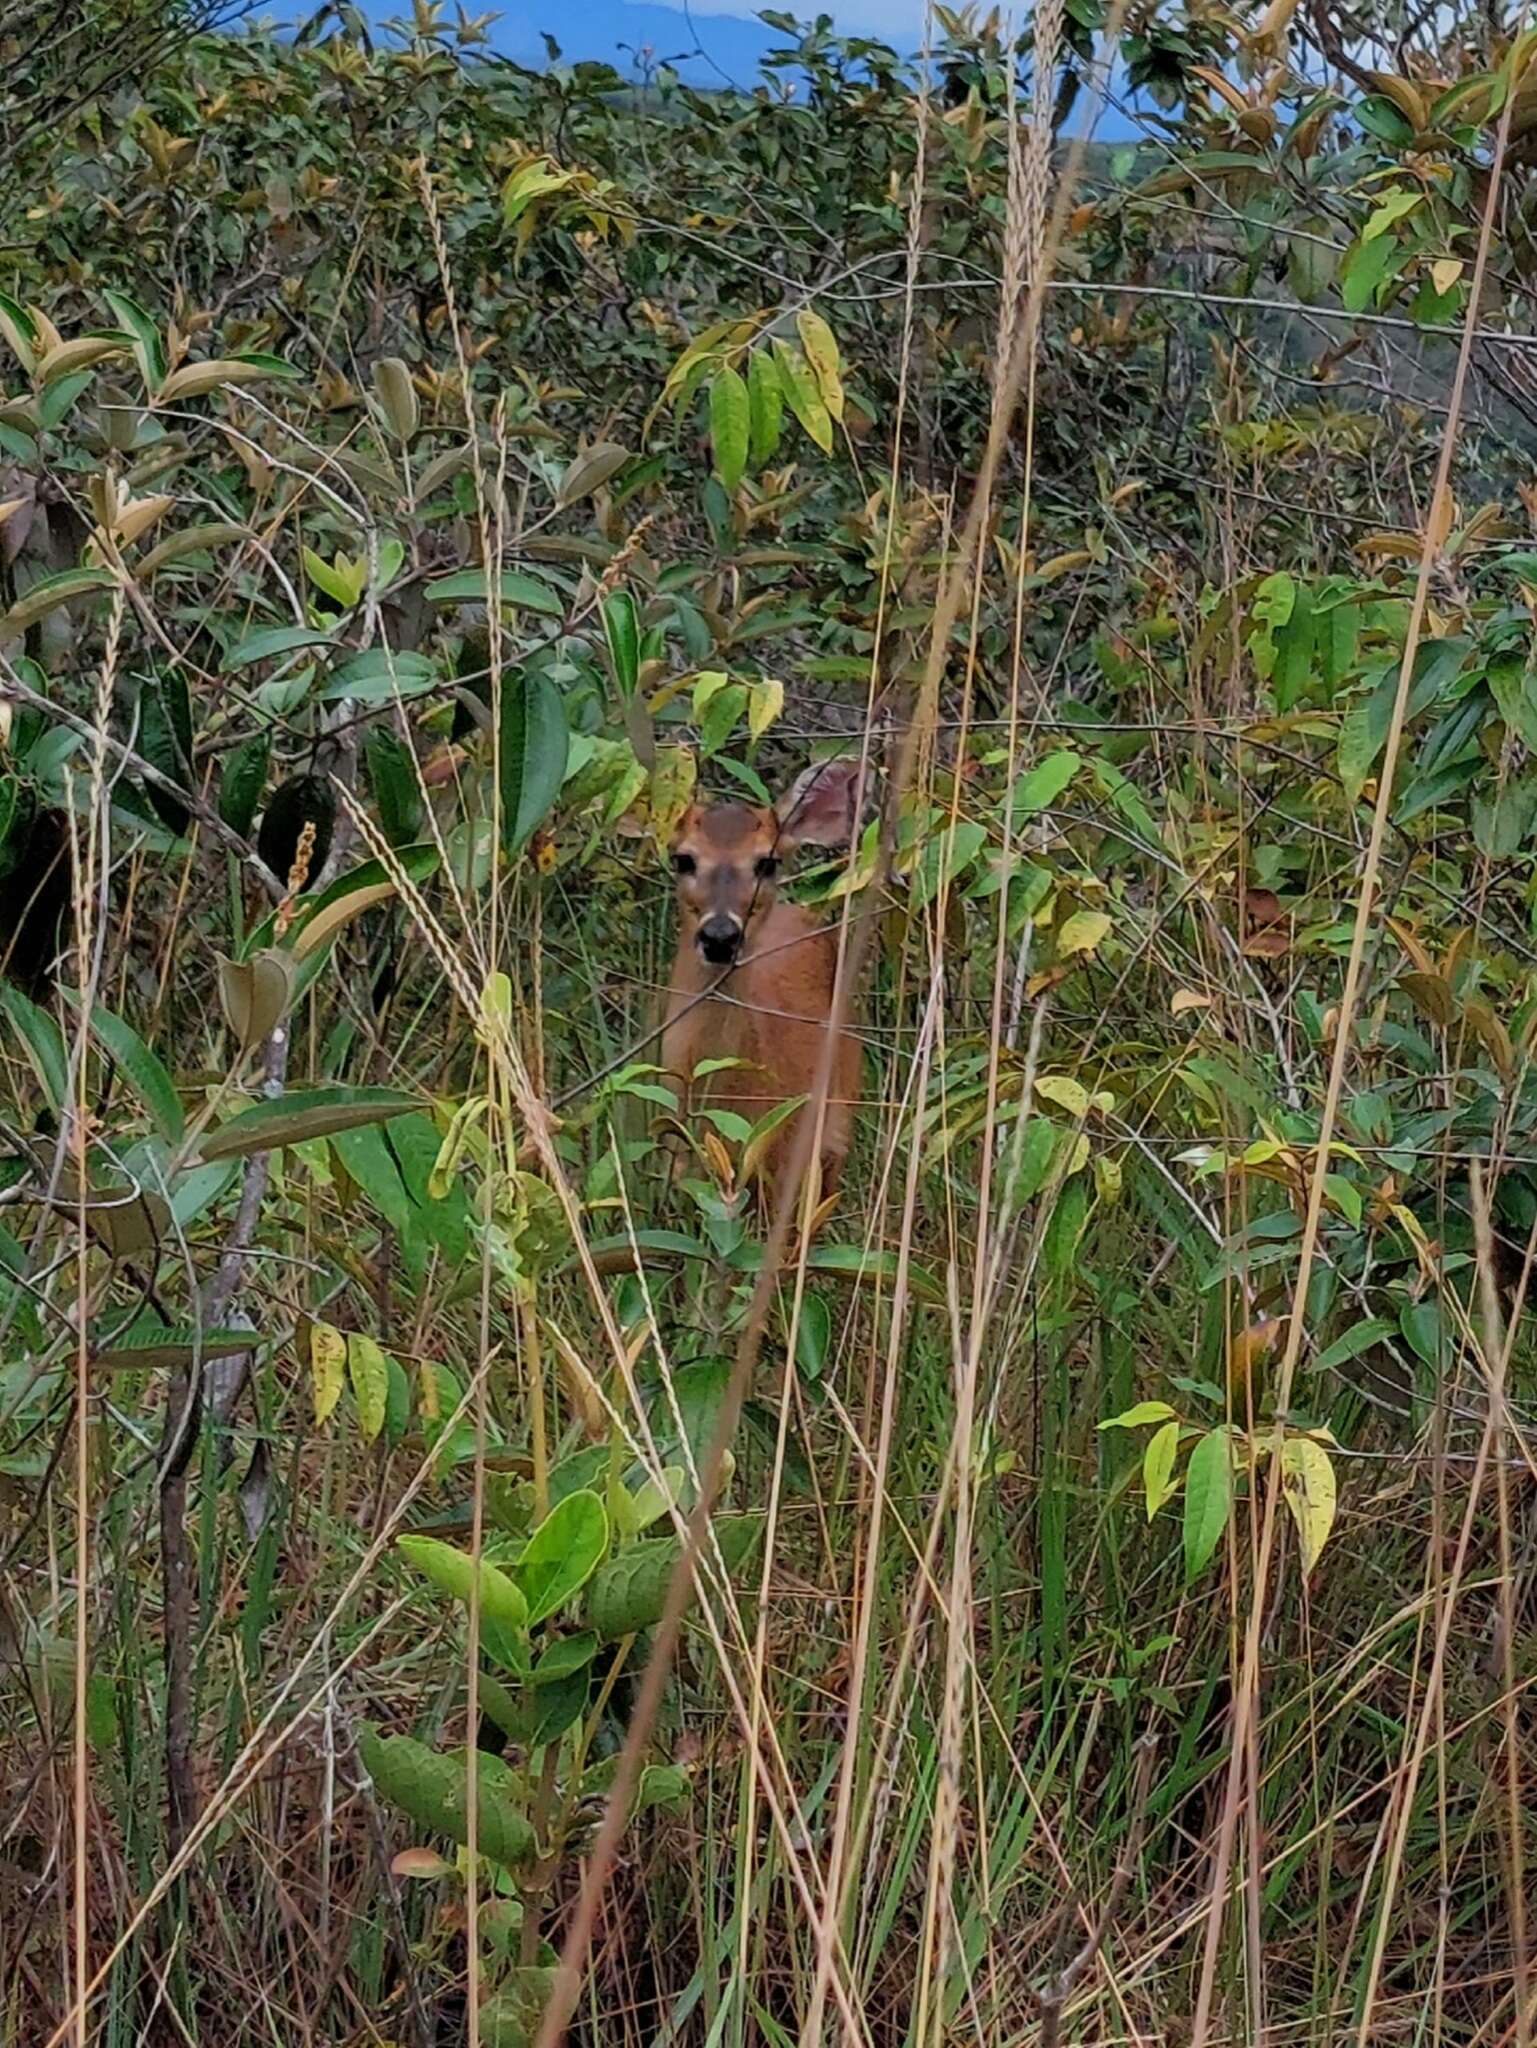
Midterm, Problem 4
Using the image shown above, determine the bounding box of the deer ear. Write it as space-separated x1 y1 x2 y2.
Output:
775 757 862 850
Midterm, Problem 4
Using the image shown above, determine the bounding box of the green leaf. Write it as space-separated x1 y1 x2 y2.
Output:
137 673 194 833
709 365 750 491
85 1002 184 1143
1399 1299 1443 1365
93 1320 254 1371
357 1724 534 1871
99 294 169 393
226 624 335 668
1182 1427 1232 1580
398 1533 530 1635
803 1242 945 1304
0 291 40 375
1004 1117 1059 1207
698 680 747 757
1337 667 1398 801
747 349 783 466
319 650 438 704
249 847 437 958
530 1631 599 1684
653 1359 732 1478
1 567 118 637
794 1293 831 1382
1043 1176 1089 1286
1362 188 1423 240
1 983 68 1109
1099 1400 1177 1430
602 590 641 699
196 1086 417 1163
1144 1419 1179 1519
217 732 270 838
498 667 570 856
515 1489 609 1625
1354 93 1416 146
1013 750 1082 817
771 340 833 453
1340 232 1408 314
635 1761 691 1813
347 1333 390 1442
1471 775 1537 860
38 370 95 431
584 1516 763 1638
426 568 563 616
1314 1318 1395 1373
586 1534 683 1638
365 726 425 847
911 818 986 910
501 157 576 227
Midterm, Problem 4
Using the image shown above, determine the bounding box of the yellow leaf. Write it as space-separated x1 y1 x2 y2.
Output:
1248 0 1302 41
347 1332 390 1442
1425 484 1454 553
1144 1420 1180 1519
1367 70 1426 130
1463 995 1515 1082
113 494 175 546
158 357 289 402
1057 909 1111 957
1353 531 1421 561
1399 970 1458 1031
1386 915 1436 975
311 1320 347 1425
645 745 698 843
1035 549 1093 582
1190 64 1251 117
795 308 845 422
1430 257 1464 296
1034 1073 1091 1118
1280 1436 1337 1574
748 677 784 742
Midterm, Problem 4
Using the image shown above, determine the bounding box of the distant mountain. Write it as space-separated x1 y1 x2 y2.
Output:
272 3 1136 131
276 2 912 86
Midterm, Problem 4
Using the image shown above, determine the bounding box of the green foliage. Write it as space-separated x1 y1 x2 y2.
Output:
6 3 1537 2041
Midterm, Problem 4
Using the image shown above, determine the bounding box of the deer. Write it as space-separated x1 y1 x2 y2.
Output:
660 757 865 1212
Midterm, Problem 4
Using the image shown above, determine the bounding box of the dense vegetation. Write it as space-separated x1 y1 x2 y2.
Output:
3 0 1537 2041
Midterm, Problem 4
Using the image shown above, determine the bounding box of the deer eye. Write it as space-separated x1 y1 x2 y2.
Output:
754 855 780 879
674 851 697 876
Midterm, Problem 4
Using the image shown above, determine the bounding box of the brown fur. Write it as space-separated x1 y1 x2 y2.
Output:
660 772 863 1204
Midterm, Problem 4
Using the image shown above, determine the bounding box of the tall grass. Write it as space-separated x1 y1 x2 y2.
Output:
2 5 1534 2047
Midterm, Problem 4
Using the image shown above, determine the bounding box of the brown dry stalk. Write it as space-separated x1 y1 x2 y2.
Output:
533 6 1132 2046
1188 31 1529 2047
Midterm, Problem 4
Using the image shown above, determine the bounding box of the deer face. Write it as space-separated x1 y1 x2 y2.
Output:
670 803 783 967
668 758 863 969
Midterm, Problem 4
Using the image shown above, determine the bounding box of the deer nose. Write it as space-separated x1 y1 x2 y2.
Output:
697 915 743 965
